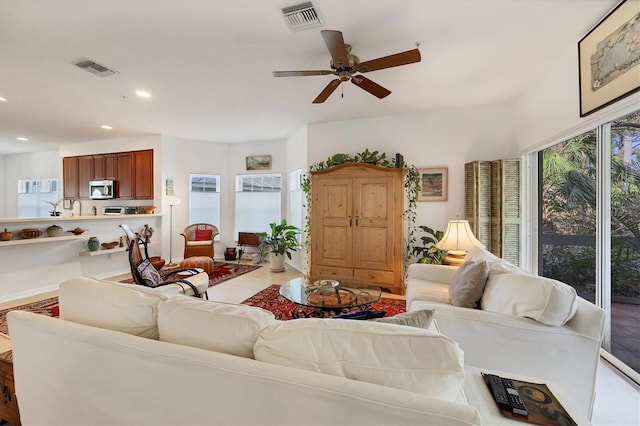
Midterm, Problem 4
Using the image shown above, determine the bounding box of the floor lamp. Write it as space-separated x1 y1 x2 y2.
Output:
166 195 181 266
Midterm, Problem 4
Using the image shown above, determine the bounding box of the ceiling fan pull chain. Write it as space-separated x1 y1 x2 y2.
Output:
341 84 344 99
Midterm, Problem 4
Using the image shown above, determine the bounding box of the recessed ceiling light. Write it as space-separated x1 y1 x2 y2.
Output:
17 136 28 141
101 125 113 130
135 90 151 98
0 97 7 102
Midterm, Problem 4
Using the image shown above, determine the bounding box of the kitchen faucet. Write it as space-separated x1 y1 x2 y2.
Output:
71 198 82 216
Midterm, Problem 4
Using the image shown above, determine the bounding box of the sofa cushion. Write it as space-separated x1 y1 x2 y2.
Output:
373 308 435 329
448 260 489 308
464 246 524 275
157 296 275 358
254 318 464 402
59 277 168 339
481 273 578 326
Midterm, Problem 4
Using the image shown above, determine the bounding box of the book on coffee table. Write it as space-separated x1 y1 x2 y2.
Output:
482 374 577 426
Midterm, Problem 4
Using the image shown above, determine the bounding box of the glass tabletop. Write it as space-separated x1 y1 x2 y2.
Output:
279 276 382 310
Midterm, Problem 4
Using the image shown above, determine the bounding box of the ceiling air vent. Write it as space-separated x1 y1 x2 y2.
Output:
281 1 323 31
73 59 118 77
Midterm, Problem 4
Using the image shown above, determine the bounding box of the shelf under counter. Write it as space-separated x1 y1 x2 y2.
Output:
0 235 86 247
0 214 163 225
79 247 128 256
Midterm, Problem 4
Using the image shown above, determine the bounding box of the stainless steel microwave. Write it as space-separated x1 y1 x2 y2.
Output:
89 180 115 199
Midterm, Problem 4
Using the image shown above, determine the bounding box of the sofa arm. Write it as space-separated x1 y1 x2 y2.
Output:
407 263 458 285
566 297 605 342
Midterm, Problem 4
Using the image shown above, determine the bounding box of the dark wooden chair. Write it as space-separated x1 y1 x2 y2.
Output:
120 224 207 299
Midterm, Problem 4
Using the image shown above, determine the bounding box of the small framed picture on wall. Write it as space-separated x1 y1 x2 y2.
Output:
418 167 448 201
246 155 272 171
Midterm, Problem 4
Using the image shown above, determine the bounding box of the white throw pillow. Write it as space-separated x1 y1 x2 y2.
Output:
481 273 578 326
254 318 465 402
464 246 524 275
59 277 168 339
158 296 275 358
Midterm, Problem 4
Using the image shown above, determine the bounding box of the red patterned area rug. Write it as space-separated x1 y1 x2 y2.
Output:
241 284 406 320
0 297 59 337
121 261 262 288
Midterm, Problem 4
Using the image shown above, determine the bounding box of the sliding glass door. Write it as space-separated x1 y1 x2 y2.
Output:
538 110 639 381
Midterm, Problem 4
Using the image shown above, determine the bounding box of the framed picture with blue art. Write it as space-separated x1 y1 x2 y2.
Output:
578 0 640 117
418 167 448 202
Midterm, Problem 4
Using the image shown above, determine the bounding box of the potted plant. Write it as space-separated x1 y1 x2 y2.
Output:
412 225 446 264
257 219 300 272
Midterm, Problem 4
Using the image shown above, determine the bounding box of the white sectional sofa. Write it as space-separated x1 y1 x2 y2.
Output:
406 247 606 420
8 277 487 425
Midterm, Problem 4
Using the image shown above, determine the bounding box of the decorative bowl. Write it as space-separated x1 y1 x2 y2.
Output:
0 228 13 241
67 227 87 235
101 241 119 250
46 224 63 237
18 228 43 239
141 206 156 214
149 256 166 270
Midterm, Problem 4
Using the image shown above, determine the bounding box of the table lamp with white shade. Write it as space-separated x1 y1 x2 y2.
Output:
435 219 485 266
166 195 181 266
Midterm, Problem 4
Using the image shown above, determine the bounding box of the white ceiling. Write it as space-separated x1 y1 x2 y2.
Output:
0 0 618 154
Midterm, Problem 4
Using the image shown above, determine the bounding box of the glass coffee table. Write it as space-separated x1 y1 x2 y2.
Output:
279 276 382 318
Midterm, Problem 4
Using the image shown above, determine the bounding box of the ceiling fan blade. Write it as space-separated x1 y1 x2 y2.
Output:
313 79 342 103
356 49 421 73
321 30 349 68
272 70 334 77
351 75 391 99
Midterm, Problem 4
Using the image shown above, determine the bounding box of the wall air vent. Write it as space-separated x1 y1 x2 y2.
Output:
73 59 118 77
281 1 323 31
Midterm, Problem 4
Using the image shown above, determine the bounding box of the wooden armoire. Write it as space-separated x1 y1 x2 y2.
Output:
310 163 406 294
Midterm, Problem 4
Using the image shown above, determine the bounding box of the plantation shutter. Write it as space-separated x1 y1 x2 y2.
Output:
465 161 491 249
490 159 521 266
466 159 521 266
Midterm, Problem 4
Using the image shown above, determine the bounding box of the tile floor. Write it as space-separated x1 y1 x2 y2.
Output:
0 263 638 425
611 302 640 374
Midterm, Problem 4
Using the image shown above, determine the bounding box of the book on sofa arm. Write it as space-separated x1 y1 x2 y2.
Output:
481 373 577 426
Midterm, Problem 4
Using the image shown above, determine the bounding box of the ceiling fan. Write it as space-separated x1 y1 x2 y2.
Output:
273 30 421 103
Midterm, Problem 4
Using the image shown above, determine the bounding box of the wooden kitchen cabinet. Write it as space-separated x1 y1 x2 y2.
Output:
134 149 154 200
62 156 79 200
93 154 116 180
116 152 134 199
77 155 93 199
63 149 154 200
310 163 406 294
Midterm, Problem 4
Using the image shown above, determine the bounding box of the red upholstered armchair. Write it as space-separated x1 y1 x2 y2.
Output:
180 223 219 259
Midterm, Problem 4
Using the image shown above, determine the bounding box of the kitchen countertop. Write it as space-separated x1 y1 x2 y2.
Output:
0 214 163 224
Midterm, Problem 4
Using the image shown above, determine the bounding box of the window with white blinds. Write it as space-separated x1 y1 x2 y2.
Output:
17 178 59 217
189 174 221 239
234 173 281 237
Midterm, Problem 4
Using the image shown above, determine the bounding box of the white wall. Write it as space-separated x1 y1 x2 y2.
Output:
513 30 640 154
0 156 5 217
228 138 288 254
307 105 518 233
172 137 230 261
286 125 308 272
2 150 61 217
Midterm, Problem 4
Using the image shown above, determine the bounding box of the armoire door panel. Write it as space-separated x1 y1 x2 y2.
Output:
317 226 351 267
353 177 393 270
355 227 393 270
